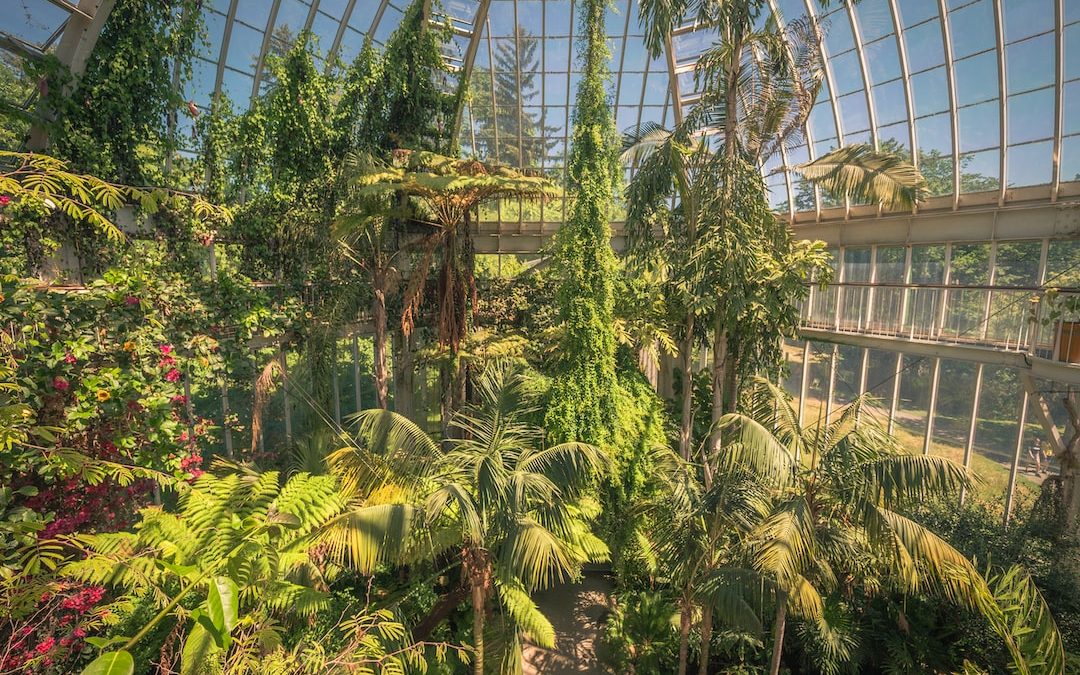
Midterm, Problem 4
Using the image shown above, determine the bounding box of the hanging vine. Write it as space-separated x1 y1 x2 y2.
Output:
544 0 620 445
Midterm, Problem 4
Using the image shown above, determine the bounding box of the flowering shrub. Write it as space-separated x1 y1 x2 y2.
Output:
0 581 110 672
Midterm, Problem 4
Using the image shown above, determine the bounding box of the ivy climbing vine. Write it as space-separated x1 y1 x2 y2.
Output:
544 0 620 446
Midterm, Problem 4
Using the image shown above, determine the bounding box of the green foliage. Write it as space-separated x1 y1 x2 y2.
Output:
545 0 620 446
603 591 681 673
44 0 204 185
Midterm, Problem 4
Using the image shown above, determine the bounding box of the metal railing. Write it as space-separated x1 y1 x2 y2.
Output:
800 282 1080 361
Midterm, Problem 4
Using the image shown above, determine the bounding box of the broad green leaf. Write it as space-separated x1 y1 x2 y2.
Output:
81 650 134 675
208 576 238 634
180 622 221 675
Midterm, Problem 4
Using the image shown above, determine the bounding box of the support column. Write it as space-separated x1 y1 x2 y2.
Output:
798 341 811 426
280 348 292 443
352 336 363 413
1021 373 1065 454
825 344 838 422
331 340 342 427
1004 390 1031 527
922 358 941 455
888 352 903 436
960 363 985 505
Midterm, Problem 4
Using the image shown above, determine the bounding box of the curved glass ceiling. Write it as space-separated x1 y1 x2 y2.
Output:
5 0 1080 220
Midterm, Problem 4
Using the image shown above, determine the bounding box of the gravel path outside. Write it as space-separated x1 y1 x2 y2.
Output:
522 571 614 675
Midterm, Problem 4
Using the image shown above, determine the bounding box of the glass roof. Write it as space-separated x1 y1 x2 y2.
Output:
5 0 1080 221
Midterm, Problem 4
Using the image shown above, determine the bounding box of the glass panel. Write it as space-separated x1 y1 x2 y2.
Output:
804 342 832 427
1006 33 1056 94
865 37 902 85
833 345 863 408
971 366 1022 503
895 355 932 450
1007 140 1054 187
854 0 894 43
782 340 805 413
1047 239 1080 286
863 348 897 424
954 51 999 107
1002 0 1055 43
960 149 1001 192
903 19 946 74
948 0 996 60
959 100 1000 153
930 359 979 460
1008 88 1055 145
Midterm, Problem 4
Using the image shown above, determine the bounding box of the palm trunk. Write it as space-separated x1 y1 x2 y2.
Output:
723 348 738 414
768 591 787 675
707 313 727 484
677 598 692 675
698 605 712 675
471 582 485 675
372 273 388 409
678 314 696 460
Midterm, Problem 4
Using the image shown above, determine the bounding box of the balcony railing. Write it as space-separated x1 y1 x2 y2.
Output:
800 282 1080 361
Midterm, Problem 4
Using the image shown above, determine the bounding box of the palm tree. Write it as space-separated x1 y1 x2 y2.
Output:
332 362 609 675
724 378 1064 675
622 121 716 461
646 445 768 675
633 0 927 468
351 152 558 433
335 152 407 410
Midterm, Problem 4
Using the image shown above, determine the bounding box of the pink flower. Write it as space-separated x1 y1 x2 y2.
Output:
159 344 173 355
52 377 70 391
124 295 139 306
72 627 86 638
0 195 10 206
63 352 76 364
35 637 55 654
171 394 188 405
164 369 181 383
158 355 176 369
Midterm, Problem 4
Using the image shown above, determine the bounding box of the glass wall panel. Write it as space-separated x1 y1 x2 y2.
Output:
840 247 871 329
931 359 978 462
943 243 991 339
989 241 1041 346
782 340 805 412
894 355 932 449
863 348 898 426
804 342 832 427
908 245 946 339
971 365 1023 504
833 345 863 408
872 246 906 333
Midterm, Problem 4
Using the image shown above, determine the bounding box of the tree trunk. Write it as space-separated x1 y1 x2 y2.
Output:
412 587 469 641
679 314 696 460
471 582 485 675
1061 396 1080 541
698 605 712 675
440 361 454 444
677 598 692 675
372 273 389 409
706 314 727 487
768 592 787 675
723 348 738 414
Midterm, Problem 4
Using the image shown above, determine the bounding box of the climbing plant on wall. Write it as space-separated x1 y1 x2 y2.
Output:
544 0 620 446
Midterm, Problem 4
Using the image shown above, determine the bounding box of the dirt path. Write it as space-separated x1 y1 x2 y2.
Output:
522 572 613 675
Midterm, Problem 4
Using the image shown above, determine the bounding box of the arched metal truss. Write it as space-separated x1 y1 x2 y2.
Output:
5 0 1080 228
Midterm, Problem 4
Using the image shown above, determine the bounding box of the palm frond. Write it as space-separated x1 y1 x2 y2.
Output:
793 144 927 210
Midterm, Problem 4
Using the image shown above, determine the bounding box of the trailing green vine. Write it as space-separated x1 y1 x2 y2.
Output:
544 0 620 446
